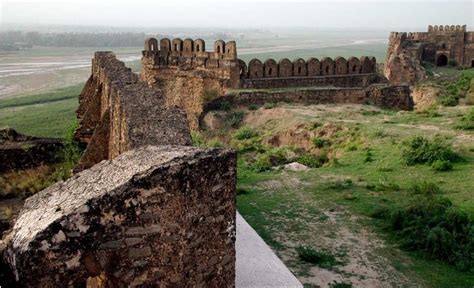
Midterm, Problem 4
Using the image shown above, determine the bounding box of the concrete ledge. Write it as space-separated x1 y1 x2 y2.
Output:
236 213 302 288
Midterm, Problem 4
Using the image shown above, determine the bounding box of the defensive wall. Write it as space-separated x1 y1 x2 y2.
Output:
2 52 237 287
385 25 474 84
141 38 410 128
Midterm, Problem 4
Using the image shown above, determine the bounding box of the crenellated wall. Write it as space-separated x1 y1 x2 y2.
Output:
385 25 473 84
243 56 376 79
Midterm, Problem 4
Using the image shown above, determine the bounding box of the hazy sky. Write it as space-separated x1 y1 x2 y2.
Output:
0 0 472 29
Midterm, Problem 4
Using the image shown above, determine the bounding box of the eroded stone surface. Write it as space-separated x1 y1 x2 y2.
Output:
4 145 236 287
75 52 192 171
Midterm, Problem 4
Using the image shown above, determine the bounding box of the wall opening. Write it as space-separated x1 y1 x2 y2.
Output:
268 68 273 76
325 66 329 74
151 44 155 51
196 44 200 52
218 46 221 53
175 44 179 51
436 54 448 66
298 67 302 74
352 65 357 73
471 60 474 68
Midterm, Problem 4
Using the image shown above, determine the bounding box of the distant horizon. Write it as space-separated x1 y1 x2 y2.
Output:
1 1 472 30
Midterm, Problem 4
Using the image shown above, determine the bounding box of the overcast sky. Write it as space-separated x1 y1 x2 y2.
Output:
0 0 472 30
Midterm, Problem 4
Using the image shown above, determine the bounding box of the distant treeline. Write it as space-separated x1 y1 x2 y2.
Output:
0 31 163 49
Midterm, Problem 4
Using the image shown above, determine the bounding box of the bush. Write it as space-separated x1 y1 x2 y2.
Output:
455 108 474 130
248 104 259 110
408 181 442 196
402 135 458 166
388 196 474 271
296 153 328 168
296 246 338 268
220 100 232 111
312 137 330 148
191 131 206 147
431 159 453 171
264 102 276 109
227 111 245 128
251 154 272 172
364 149 374 163
233 127 258 140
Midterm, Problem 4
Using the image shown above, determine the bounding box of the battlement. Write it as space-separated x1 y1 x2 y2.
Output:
428 25 466 32
242 56 376 79
143 37 237 60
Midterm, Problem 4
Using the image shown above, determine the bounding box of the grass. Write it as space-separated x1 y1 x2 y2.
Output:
0 86 80 138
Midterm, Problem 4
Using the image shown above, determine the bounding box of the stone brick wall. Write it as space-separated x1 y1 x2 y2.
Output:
75 52 192 171
3 146 236 287
384 25 474 84
200 84 412 124
241 73 387 89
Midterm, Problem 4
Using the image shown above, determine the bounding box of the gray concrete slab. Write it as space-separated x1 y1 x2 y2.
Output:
236 212 303 288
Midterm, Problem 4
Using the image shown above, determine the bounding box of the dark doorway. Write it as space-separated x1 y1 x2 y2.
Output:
471 60 474 68
436 54 448 66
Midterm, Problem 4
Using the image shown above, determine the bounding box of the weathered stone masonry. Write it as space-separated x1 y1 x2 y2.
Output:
3 51 237 286
384 24 474 84
75 52 192 171
4 146 236 287
140 38 413 128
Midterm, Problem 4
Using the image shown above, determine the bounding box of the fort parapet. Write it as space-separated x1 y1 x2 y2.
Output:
385 25 474 84
140 38 407 128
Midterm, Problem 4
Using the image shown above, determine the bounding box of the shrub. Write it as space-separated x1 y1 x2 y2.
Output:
455 108 474 130
389 196 473 271
191 131 206 147
220 100 232 111
248 104 259 110
234 127 258 140
402 135 458 166
227 111 245 128
251 154 272 172
312 137 330 148
431 159 453 171
364 149 374 163
296 153 328 168
330 282 352 288
264 102 276 109
53 120 83 181
408 181 442 196
296 246 338 268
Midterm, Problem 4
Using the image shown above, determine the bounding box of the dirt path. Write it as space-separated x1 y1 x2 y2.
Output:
254 176 421 288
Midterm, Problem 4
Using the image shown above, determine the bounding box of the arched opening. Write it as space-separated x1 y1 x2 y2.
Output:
268 68 273 76
298 67 302 74
352 65 357 73
436 54 448 66
196 44 200 52
471 60 474 68
151 44 155 51
175 44 179 51
217 46 221 53
325 66 329 74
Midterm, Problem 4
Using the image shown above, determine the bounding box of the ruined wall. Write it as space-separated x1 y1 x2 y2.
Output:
201 83 413 122
384 25 474 84
243 56 376 79
140 38 240 129
241 73 387 89
75 52 192 170
4 146 236 287
141 38 386 129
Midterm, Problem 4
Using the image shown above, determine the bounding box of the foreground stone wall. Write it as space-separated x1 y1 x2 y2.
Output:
75 52 192 171
4 146 236 287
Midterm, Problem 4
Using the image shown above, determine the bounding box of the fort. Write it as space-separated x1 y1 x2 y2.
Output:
141 38 413 128
384 25 474 84
1 36 415 287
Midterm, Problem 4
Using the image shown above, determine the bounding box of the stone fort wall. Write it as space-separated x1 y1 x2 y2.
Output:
140 38 404 129
385 24 474 84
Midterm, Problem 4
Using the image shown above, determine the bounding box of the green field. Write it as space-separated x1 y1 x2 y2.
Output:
0 85 81 138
